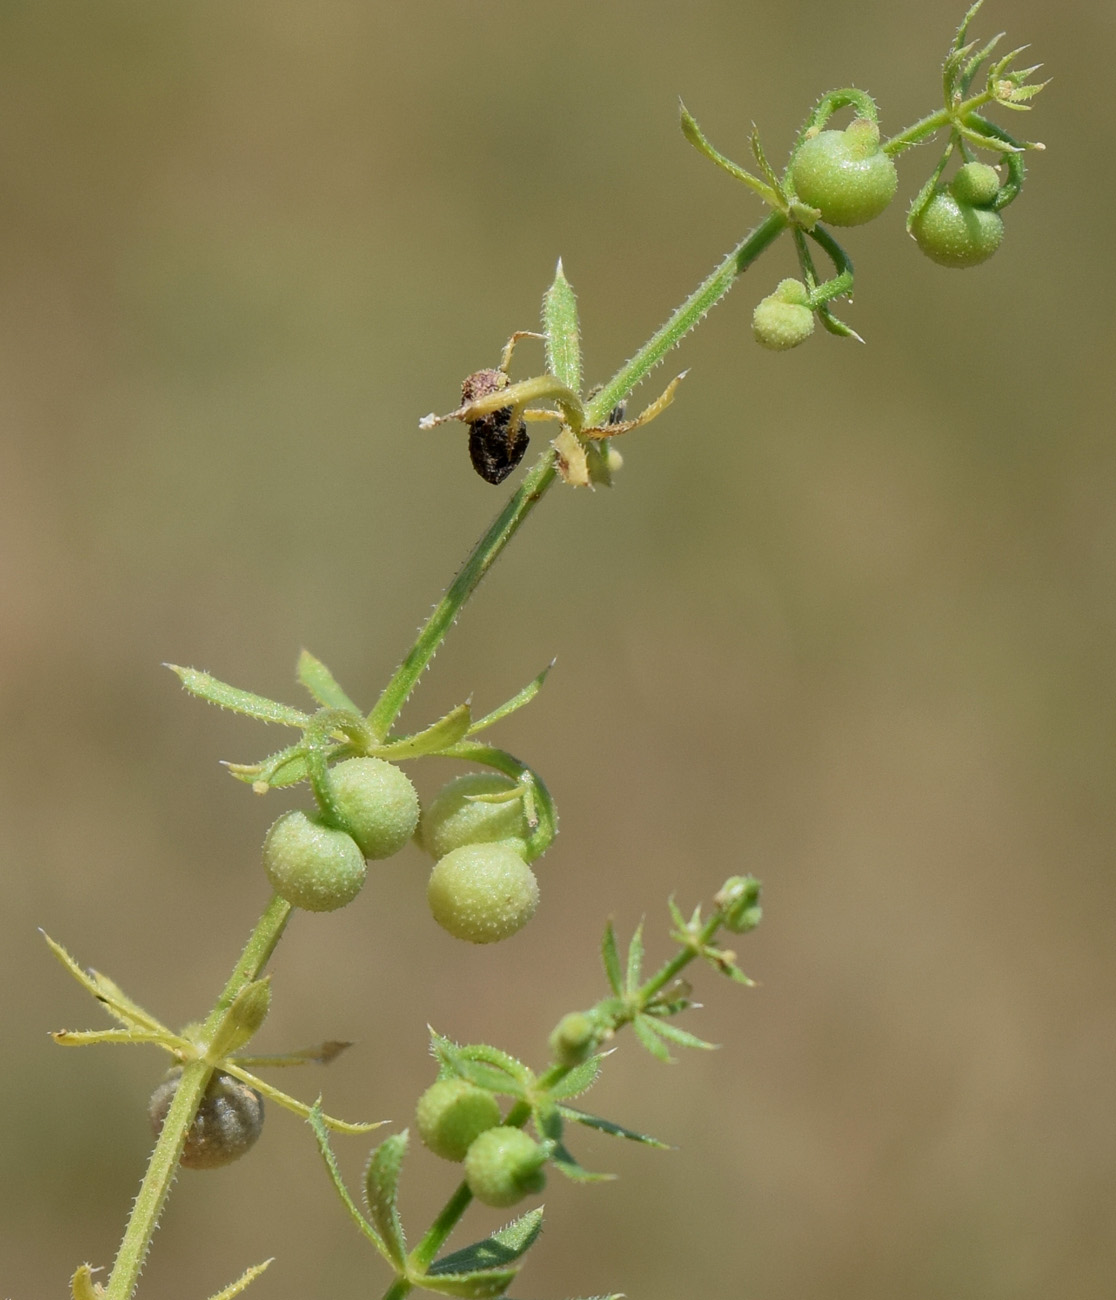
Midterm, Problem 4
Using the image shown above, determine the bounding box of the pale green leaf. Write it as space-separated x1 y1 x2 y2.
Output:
297 650 361 712
377 703 472 759
601 922 623 996
167 666 309 727
364 1132 410 1269
206 1258 273 1300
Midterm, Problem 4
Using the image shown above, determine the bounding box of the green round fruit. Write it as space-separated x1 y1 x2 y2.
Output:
329 757 419 860
790 119 898 226
948 161 1000 208
149 1068 264 1170
427 842 539 944
418 772 531 860
753 290 815 352
464 1126 547 1208
909 189 1004 268
263 809 366 912
416 1078 502 1162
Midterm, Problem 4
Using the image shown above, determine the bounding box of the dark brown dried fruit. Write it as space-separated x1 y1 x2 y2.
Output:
461 368 529 485
148 1067 265 1170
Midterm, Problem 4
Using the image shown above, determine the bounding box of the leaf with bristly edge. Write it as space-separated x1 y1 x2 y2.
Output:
601 922 623 996
167 665 310 727
307 1103 390 1261
432 1206 544 1275
364 1131 410 1270
297 650 361 713
557 1105 670 1149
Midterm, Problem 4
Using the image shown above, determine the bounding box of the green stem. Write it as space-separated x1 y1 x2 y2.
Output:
368 215 786 740
367 454 559 740
882 90 994 156
103 895 292 1300
584 212 786 427
409 1180 475 1274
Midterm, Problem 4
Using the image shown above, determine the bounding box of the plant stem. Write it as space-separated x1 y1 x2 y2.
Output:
368 213 786 740
583 211 785 427
103 895 292 1300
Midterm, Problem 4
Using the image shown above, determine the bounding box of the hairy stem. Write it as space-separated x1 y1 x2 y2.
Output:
368 213 786 739
104 895 292 1300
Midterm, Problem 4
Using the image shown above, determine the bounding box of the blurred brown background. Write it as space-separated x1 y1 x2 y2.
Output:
2 2 1112 1297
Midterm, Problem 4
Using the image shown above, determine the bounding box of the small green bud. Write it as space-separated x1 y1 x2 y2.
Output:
419 772 532 860
549 1011 598 1067
464 1126 547 1208
790 119 898 226
209 977 271 1059
416 1078 502 1162
427 841 540 943
753 280 815 352
149 1068 265 1170
263 809 366 912
715 875 763 933
328 757 419 860
949 161 1000 208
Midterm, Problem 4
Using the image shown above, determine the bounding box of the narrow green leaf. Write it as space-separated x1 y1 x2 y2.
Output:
632 1014 675 1063
420 1268 519 1299
534 1099 563 1144
307 1104 387 1257
558 1105 671 1149
167 666 310 727
429 1207 544 1276
207 1258 273 1300
223 744 310 789
70 1265 101 1300
601 922 623 996
549 1146 615 1184
376 702 473 760
644 1017 716 1052
543 260 582 393
624 922 645 996
468 662 554 735
42 932 169 1035
297 649 361 712
364 1131 409 1269
547 1056 602 1101
209 978 271 1059
678 101 779 206
431 1033 532 1091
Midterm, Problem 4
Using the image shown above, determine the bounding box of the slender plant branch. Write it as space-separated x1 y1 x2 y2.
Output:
368 212 787 741
104 896 292 1300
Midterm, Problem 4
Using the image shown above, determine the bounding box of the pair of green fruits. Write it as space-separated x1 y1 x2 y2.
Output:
263 761 541 945
416 1077 547 1209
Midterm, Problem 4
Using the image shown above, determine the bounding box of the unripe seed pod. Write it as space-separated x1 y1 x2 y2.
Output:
790 119 898 227
416 1078 502 1162
418 773 532 861
549 1011 598 1067
329 757 420 860
464 1126 547 1208
753 281 815 352
949 161 1000 208
909 189 1004 268
263 809 366 911
148 1067 264 1170
427 841 539 944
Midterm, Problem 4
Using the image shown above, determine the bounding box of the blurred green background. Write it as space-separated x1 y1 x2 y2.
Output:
2 2 1113 1297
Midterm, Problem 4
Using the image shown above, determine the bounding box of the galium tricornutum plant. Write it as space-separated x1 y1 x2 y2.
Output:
49 6 1045 1298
